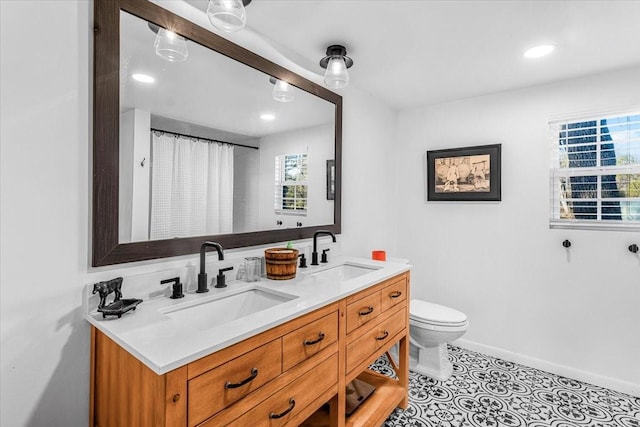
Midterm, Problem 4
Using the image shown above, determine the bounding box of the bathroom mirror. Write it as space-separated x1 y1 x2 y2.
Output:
93 0 341 266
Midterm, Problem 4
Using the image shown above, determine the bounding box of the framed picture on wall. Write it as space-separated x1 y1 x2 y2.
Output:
426 144 501 201
326 159 335 200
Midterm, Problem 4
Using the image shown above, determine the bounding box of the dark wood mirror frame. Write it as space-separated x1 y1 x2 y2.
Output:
93 0 341 266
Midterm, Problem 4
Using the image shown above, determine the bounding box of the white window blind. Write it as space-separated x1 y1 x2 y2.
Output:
274 153 308 215
549 111 640 230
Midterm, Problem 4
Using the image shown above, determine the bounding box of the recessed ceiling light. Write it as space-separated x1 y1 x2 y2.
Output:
260 113 275 121
132 73 155 83
523 44 555 59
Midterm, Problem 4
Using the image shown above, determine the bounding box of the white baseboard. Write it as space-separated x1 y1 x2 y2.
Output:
454 338 640 397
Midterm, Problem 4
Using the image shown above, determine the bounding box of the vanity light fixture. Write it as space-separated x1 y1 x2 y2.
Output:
148 23 188 62
132 73 155 84
523 44 555 59
260 113 275 121
269 77 294 103
319 45 353 89
207 0 252 33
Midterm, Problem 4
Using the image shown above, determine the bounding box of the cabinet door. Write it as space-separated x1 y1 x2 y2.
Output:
188 339 282 426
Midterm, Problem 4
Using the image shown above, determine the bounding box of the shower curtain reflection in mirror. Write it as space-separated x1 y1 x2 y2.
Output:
150 131 234 239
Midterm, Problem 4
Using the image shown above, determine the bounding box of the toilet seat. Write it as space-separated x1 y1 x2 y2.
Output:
410 299 468 327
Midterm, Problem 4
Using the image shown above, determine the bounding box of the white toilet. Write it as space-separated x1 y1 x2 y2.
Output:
408 299 469 381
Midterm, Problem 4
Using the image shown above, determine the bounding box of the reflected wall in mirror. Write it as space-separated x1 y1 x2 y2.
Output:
94 0 341 266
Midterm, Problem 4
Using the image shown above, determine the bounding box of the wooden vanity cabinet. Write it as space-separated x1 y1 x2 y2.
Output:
341 273 409 427
90 272 410 427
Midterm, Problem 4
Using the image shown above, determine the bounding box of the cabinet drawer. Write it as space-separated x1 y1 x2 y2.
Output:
188 339 282 426
380 277 407 312
205 353 338 427
346 291 381 335
346 307 407 374
282 311 338 371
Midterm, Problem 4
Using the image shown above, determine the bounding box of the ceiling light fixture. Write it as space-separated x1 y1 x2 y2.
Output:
269 77 294 103
523 44 555 59
148 23 188 62
132 73 155 84
207 0 251 33
319 45 353 89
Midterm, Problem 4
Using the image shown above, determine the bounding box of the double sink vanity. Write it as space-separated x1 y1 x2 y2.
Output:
86 258 411 426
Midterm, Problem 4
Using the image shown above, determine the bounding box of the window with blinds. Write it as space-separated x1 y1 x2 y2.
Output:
549 111 640 230
274 153 308 215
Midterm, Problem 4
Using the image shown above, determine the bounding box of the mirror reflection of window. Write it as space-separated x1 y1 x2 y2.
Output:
275 154 308 214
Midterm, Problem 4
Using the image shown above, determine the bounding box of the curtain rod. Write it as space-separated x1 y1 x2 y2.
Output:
151 128 259 150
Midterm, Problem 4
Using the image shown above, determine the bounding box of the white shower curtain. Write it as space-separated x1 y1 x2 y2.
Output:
150 132 234 240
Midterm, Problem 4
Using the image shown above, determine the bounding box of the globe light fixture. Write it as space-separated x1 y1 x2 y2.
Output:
269 77 294 103
207 0 252 33
148 23 188 62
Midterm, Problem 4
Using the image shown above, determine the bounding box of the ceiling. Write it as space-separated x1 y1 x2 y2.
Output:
187 0 640 110
121 9 334 138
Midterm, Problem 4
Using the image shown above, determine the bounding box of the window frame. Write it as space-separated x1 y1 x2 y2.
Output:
274 153 309 215
549 109 640 231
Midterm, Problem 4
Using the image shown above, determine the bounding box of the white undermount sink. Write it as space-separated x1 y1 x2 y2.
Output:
161 287 297 330
309 263 380 281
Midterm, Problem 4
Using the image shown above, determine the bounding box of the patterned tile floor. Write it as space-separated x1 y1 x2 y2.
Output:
368 346 640 427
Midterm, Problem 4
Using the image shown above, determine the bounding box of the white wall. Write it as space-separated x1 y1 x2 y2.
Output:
1 3 92 426
395 66 640 394
119 108 151 242
340 85 400 259
233 146 261 233
0 2 398 426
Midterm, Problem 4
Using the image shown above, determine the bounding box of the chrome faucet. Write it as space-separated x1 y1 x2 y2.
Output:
311 230 336 266
198 241 224 293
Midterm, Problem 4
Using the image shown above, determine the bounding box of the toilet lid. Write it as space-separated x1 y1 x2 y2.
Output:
410 299 467 326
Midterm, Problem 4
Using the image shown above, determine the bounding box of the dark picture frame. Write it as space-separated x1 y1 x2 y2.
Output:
326 159 336 200
426 144 501 201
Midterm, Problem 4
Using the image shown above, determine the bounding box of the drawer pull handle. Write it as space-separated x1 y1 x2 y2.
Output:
359 306 374 316
389 291 402 299
224 367 258 389
303 332 325 346
269 398 296 419
375 330 389 341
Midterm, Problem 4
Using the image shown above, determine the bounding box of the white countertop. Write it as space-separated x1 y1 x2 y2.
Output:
84 257 410 374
